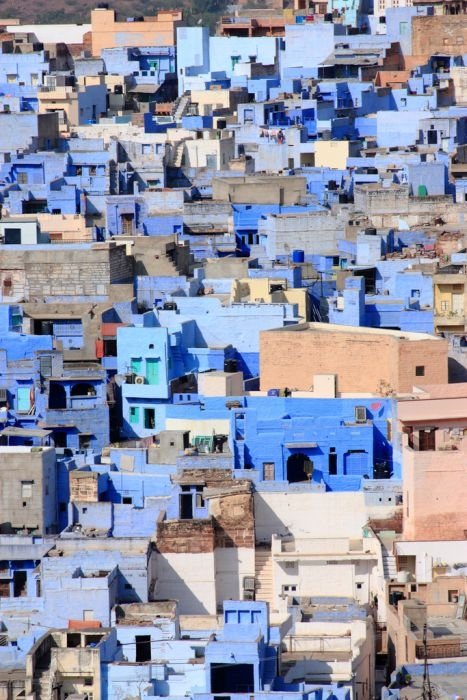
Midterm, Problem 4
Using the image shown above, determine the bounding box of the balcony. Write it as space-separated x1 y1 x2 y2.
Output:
271 535 378 560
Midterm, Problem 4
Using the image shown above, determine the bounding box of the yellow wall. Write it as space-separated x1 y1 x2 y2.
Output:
314 140 350 170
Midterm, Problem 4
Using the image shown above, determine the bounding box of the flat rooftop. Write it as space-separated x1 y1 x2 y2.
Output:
392 662 467 699
0 446 54 453
266 321 443 342
115 601 178 625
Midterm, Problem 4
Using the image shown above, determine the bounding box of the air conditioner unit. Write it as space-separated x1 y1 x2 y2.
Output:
355 406 367 423
243 591 255 601
243 576 256 591
134 375 145 385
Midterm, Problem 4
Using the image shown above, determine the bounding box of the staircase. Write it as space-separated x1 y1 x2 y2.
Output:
33 669 52 700
382 546 397 580
255 545 274 609
171 140 186 168
173 92 191 122
378 530 397 581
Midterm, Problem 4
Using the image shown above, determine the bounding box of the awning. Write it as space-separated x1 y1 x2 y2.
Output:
284 442 318 448
0 426 52 439
39 423 76 429
128 83 160 94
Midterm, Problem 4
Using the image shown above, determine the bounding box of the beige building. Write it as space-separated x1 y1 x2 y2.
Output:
231 277 310 320
91 7 182 56
190 87 248 116
282 605 375 700
38 76 107 133
386 574 467 668
26 628 107 699
259 323 448 395
433 266 467 333
181 131 236 170
212 175 307 205
0 446 57 536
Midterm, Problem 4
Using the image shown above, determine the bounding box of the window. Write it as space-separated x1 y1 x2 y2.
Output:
135 635 152 662
415 366 425 376
142 144 152 155
399 21 409 34
449 590 459 602
122 496 133 505
195 491 205 508
440 300 449 312
4 228 22 244
329 450 337 475
39 355 52 377
263 462 275 480
144 408 155 430
131 357 142 375
6 74 17 83
79 434 91 451
17 172 28 184
206 154 217 169
21 481 34 498
130 406 140 424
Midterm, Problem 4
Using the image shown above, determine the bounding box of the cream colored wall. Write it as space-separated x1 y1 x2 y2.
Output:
184 137 235 170
191 89 232 112
254 491 369 542
155 551 217 614
37 214 93 241
314 141 350 169
165 418 230 437
38 90 78 132
197 372 243 397
214 547 255 606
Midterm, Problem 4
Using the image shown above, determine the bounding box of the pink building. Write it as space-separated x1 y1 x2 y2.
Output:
399 383 467 541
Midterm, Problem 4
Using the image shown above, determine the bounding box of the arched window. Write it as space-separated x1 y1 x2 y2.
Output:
48 383 66 409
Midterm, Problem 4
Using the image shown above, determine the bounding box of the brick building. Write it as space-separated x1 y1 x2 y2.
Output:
259 323 448 395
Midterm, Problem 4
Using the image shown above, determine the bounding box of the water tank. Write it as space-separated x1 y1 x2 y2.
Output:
397 571 410 584
224 358 238 373
292 249 305 263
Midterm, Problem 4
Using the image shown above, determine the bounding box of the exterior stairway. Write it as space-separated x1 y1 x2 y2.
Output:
33 668 52 700
255 545 274 609
173 92 191 122
171 140 186 168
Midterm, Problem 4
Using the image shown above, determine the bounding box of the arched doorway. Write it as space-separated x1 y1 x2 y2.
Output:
287 453 313 483
48 383 66 409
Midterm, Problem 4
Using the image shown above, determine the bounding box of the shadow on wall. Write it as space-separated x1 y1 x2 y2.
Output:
153 555 212 614
448 356 467 383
